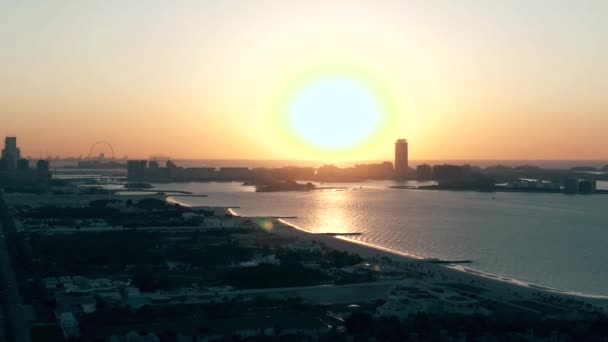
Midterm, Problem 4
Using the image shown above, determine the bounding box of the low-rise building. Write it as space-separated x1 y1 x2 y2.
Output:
58 312 79 340
377 283 486 318
563 178 597 194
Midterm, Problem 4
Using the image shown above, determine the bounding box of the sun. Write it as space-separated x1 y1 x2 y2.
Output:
271 65 397 157
289 77 380 149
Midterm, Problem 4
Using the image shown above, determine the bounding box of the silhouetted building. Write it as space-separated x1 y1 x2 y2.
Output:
1 136 21 169
354 162 394 179
316 164 359 182
0 159 9 172
252 167 316 182
175 167 215 181
416 164 432 181
128 160 223 182
578 180 597 194
274 167 316 180
564 178 596 194
127 160 148 180
218 167 251 181
0 137 51 186
395 139 408 178
36 159 50 176
432 164 471 181
563 179 579 194
17 158 30 171
431 164 494 190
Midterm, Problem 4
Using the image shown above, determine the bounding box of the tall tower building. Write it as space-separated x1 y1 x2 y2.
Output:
1 137 21 169
394 138 408 177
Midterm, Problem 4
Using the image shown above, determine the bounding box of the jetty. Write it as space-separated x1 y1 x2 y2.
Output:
424 258 472 264
319 232 363 236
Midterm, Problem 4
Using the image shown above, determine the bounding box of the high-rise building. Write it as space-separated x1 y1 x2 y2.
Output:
1 136 21 169
394 139 408 177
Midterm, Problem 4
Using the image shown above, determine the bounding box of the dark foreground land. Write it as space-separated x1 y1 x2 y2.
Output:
0 186 607 341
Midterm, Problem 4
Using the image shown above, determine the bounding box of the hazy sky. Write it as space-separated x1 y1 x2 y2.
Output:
1 0 607 161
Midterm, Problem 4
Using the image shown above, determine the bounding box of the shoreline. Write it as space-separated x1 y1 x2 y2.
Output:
268 216 608 309
163 195 608 309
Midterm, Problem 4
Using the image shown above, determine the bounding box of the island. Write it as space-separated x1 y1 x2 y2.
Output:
252 180 316 192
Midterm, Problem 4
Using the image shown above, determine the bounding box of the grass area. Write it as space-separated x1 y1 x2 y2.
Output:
438 282 487 294
31 325 63 342
512 300 566 316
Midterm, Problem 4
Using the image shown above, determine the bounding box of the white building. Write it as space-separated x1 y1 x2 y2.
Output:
59 312 79 340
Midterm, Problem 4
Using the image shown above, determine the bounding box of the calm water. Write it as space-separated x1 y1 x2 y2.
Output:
163 181 608 296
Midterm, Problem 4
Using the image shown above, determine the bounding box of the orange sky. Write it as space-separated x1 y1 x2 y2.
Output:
1 1 607 161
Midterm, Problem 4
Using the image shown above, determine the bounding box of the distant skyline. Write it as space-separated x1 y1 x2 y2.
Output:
1 1 607 161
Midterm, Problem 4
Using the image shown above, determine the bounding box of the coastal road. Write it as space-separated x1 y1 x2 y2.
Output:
144 281 400 307
0 196 31 342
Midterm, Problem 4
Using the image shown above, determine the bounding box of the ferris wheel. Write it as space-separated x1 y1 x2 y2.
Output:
86 140 115 160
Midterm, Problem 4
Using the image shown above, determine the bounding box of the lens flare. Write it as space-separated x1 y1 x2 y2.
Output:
258 220 274 231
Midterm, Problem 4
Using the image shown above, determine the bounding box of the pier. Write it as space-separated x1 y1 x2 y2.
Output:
319 232 363 236
424 258 472 264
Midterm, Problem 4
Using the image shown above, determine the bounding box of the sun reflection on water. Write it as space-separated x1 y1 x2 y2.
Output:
303 189 360 234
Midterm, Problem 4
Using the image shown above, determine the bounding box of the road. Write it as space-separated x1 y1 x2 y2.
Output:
141 280 400 307
0 195 31 342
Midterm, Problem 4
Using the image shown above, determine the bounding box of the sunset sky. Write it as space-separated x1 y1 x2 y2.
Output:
1 0 607 161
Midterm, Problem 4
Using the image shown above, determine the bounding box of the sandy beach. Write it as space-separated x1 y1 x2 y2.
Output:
270 217 608 313
169 200 608 313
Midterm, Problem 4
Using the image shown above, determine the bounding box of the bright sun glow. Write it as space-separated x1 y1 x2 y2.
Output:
289 78 380 148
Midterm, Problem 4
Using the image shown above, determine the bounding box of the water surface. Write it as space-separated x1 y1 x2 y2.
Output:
165 181 608 296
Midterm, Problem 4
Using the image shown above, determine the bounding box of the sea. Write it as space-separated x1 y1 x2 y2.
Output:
158 180 608 297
